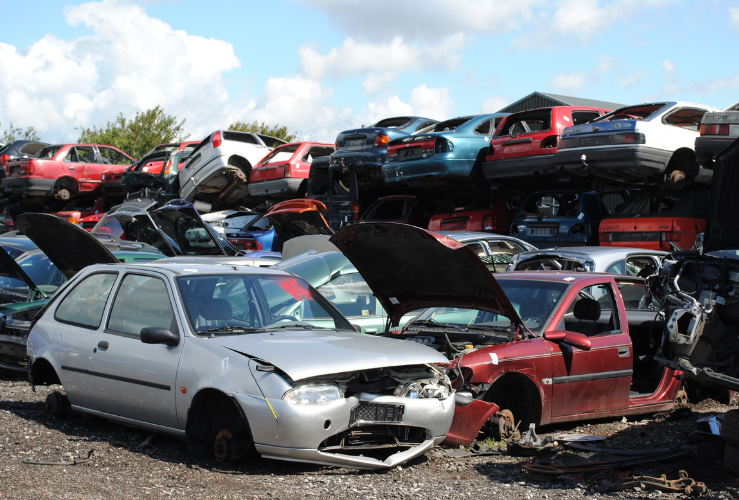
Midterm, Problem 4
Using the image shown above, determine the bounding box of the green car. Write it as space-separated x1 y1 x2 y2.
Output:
0 232 164 373
272 250 419 334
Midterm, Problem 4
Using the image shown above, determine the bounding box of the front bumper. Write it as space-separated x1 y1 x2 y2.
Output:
553 146 673 181
248 178 304 198
235 391 455 469
2 177 56 198
329 150 386 178
482 154 555 180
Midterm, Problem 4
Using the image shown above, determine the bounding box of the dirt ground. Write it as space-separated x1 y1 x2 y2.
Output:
1 371 738 500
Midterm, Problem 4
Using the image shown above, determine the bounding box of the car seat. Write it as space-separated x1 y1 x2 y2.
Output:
567 298 603 336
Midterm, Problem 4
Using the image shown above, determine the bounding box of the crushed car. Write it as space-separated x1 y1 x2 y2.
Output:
116 149 192 202
248 141 334 199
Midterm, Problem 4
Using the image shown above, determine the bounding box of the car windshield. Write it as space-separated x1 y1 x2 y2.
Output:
177 274 353 334
408 279 569 334
260 145 299 164
594 103 668 122
0 253 66 294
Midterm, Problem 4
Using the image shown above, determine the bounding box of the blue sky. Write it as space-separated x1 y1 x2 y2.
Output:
0 0 737 145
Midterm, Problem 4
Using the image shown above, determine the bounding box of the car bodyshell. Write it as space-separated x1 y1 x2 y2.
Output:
508 245 667 275
427 190 518 234
248 141 334 199
382 114 508 188
694 101 739 169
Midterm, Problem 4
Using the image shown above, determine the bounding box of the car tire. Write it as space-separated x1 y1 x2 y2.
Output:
722 410 739 448
725 443 739 475
45 391 69 417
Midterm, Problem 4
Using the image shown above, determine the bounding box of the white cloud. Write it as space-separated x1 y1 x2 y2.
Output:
360 96 414 127
294 0 541 42
298 35 465 82
409 85 454 119
660 59 681 95
481 95 509 113
731 7 739 32
361 72 400 95
0 0 240 143
548 54 618 93
618 69 651 89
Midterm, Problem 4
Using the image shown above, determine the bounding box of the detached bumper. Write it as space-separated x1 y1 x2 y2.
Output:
2 177 55 197
553 146 673 181
482 154 555 180
248 178 304 198
443 398 499 446
235 392 455 469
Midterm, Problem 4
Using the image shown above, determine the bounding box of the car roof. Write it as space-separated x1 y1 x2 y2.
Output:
516 246 667 259
496 271 618 282
82 262 289 277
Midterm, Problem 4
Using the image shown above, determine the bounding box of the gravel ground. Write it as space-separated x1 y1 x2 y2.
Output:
1 371 738 500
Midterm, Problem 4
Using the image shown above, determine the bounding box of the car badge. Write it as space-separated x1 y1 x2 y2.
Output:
592 126 599 131
403 137 412 143
615 123 621 128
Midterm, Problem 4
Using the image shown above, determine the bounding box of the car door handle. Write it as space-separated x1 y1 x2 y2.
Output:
97 341 109 350
618 346 630 357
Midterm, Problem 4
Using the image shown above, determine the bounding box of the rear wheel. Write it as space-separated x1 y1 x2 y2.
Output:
45 391 70 417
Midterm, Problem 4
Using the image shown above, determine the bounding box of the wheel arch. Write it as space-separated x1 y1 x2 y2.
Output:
484 371 543 429
29 357 61 387
185 387 254 459
227 155 252 176
50 176 80 197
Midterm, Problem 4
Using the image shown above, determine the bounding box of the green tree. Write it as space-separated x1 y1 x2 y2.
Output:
228 120 297 144
0 122 41 143
77 105 187 159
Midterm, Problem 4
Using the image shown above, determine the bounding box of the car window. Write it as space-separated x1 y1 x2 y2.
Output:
516 257 588 272
613 190 708 217
261 145 299 164
331 171 353 198
37 146 62 160
18 142 47 156
108 275 175 335
496 109 552 137
317 273 377 318
612 282 659 310
257 135 286 148
625 256 658 277
415 120 438 132
55 273 118 329
571 111 601 126
245 215 272 231
594 103 668 122
374 117 413 129
98 147 132 165
430 117 473 133
564 284 620 336
308 168 328 196
474 119 492 135
486 240 528 268
75 146 97 163
605 260 625 274
465 241 488 260
303 146 334 163
663 108 708 131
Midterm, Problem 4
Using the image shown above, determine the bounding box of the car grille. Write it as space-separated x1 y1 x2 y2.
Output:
609 231 660 242
349 403 405 426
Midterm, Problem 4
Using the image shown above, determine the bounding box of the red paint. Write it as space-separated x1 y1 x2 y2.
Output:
427 190 515 234
599 216 706 251
443 399 500 446
250 141 334 185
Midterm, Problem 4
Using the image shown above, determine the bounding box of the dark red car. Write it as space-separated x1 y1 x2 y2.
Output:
248 141 334 199
330 223 683 446
482 106 610 181
427 190 517 233
3 144 134 202
599 188 708 251
52 197 114 226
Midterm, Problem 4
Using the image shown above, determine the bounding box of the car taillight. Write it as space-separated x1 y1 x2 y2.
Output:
612 133 646 144
374 134 390 147
352 200 360 221
482 214 496 231
164 160 172 175
540 135 558 149
662 231 680 242
67 216 78 224
284 163 291 178
6 215 13 229
0 154 8 167
569 223 589 235
599 232 612 242
228 239 262 251
20 161 35 175
700 124 730 136
212 131 222 149
435 138 453 153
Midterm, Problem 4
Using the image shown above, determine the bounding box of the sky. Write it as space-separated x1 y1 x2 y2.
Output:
0 0 737 146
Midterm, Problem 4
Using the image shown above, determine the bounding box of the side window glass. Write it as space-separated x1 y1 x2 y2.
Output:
616 282 658 310
572 111 601 126
55 273 118 329
303 147 334 163
76 146 97 163
64 148 77 163
465 241 488 260
625 256 658 278
664 108 707 131
108 275 176 336
564 284 620 336
474 119 492 135
99 147 132 165
605 260 625 275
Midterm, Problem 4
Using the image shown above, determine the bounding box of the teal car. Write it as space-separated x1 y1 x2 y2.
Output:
0 225 164 373
272 250 419 334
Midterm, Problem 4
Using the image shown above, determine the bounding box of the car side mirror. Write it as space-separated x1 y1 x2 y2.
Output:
543 330 591 350
141 327 180 347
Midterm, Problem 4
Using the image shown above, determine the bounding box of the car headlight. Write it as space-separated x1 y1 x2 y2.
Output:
401 381 450 400
282 384 342 405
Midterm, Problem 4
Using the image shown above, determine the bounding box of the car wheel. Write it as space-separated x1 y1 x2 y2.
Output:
45 391 70 417
722 410 739 448
725 443 739 475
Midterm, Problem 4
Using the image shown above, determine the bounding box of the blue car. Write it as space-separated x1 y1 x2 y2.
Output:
382 114 508 188
329 116 437 181
509 189 625 247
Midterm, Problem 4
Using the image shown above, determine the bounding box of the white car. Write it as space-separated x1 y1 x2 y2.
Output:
695 100 739 168
200 210 260 235
179 131 286 212
553 101 721 188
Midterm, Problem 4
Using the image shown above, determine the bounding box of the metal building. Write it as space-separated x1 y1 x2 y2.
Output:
497 92 626 114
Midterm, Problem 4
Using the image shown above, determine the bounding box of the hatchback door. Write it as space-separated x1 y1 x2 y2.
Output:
88 272 182 428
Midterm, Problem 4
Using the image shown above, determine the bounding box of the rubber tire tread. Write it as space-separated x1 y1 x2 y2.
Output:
722 410 739 448
725 443 739 475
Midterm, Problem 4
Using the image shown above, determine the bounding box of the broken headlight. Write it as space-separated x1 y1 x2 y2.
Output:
282 384 343 405
400 381 450 400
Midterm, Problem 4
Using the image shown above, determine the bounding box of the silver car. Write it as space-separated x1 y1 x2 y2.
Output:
26 260 454 469
507 246 667 276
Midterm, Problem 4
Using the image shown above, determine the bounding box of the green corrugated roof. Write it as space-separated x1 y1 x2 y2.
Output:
497 92 626 114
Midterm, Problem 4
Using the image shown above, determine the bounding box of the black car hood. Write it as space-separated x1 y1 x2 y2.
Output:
153 202 235 256
0 245 43 297
329 223 523 326
266 206 333 252
16 214 120 279
705 137 739 253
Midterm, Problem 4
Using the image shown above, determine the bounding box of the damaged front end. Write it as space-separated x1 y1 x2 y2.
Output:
242 362 455 469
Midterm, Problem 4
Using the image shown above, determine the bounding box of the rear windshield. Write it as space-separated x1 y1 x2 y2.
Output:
18 142 47 156
373 117 413 129
429 117 474 133
594 104 668 122
517 193 583 218
303 146 334 162
496 109 552 137
612 190 709 217
727 101 739 112
36 146 63 159
223 131 258 145
260 145 299 164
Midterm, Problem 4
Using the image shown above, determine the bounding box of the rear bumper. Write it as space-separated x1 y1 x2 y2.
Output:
553 146 673 181
2 177 56 197
330 150 386 178
695 137 735 167
482 154 555 180
248 178 304 198
382 155 463 186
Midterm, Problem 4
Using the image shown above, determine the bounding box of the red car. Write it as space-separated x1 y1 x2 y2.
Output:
427 190 517 233
482 106 611 181
330 223 683 446
3 144 134 202
248 142 334 198
599 188 708 251
52 197 114 226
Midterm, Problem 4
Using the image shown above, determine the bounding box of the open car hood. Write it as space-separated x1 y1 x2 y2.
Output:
329 223 523 326
153 200 235 256
705 137 739 253
16 214 120 279
0 245 44 297
272 251 352 288
265 199 333 252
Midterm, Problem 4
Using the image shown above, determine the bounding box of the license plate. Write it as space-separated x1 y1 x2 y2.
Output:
399 147 422 159
528 226 558 237
344 138 365 149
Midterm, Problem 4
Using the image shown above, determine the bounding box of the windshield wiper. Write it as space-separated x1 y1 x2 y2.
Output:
405 319 464 332
199 326 265 336
264 323 332 330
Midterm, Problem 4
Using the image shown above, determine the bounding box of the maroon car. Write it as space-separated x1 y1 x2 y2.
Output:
330 223 683 445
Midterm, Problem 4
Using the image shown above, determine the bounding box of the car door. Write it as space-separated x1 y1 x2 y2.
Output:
88 272 183 428
62 146 87 180
548 282 632 417
72 145 102 187
50 271 120 409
